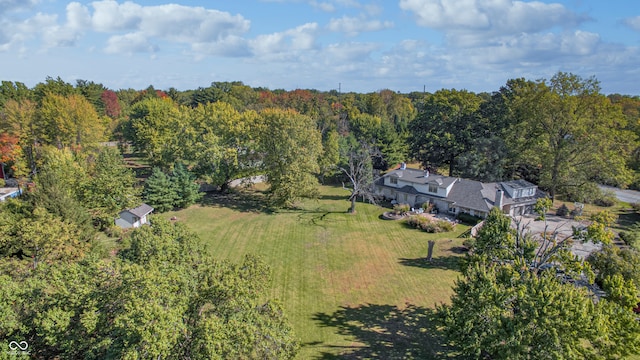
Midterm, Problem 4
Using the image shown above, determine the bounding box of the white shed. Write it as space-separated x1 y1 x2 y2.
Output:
0 187 22 202
115 203 154 229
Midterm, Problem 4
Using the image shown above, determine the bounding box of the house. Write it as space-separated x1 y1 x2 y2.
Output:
375 164 545 218
115 203 154 229
0 187 22 202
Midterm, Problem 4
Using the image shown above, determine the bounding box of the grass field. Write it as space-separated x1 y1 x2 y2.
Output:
164 185 469 359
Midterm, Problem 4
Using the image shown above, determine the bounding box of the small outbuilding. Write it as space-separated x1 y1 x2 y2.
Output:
0 187 22 202
115 203 154 229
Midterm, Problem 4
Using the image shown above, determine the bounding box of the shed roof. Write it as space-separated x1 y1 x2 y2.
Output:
125 203 154 217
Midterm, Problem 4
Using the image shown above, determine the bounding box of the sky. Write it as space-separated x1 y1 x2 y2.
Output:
1 0 639 94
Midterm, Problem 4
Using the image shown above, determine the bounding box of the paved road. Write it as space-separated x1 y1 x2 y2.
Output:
599 185 640 204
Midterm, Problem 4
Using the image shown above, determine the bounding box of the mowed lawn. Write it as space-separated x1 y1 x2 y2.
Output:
164 185 469 359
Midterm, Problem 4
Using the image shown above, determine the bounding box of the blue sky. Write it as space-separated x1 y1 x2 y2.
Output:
1 0 639 94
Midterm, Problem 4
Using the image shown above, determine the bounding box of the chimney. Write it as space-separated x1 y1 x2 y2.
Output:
424 170 429 178
400 162 406 170
495 189 504 210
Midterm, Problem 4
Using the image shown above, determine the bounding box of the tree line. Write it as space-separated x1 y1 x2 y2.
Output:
2 73 638 207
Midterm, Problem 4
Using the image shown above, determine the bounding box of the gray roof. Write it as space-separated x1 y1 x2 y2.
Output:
380 167 546 212
397 185 420 195
503 179 536 189
386 168 457 187
447 179 491 213
126 203 154 217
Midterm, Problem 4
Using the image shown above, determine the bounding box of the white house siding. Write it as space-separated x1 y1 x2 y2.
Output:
116 211 142 228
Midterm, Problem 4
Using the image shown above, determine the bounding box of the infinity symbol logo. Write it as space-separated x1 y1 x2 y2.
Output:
8 341 28 351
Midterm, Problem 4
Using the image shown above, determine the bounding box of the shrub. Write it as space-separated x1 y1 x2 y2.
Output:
632 203 640 213
556 204 569 217
393 203 410 215
457 212 482 225
406 216 454 233
569 207 582 218
462 238 476 249
593 190 616 207
619 224 640 250
435 219 454 232
421 202 435 213
406 215 428 228
563 182 601 204
104 225 123 238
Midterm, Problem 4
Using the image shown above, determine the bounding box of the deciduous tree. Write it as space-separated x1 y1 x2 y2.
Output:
82 147 140 226
0 219 299 359
339 137 378 213
510 72 633 200
37 93 106 148
409 89 483 176
258 108 322 207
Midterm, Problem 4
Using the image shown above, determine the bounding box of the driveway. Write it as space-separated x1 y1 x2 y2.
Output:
599 185 640 204
514 215 600 259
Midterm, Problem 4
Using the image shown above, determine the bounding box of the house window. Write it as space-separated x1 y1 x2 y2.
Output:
428 184 438 193
448 207 456 213
390 177 398 185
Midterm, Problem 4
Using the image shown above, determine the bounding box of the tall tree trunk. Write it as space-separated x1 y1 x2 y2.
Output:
349 195 356 213
427 240 436 261
449 154 455 176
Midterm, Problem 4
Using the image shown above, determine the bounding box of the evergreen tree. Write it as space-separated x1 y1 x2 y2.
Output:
143 168 178 212
171 162 202 208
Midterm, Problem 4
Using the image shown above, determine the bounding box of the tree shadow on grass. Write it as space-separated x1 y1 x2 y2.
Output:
398 256 461 271
199 190 273 214
310 303 451 359
615 208 640 230
296 210 347 227
319 194 350 201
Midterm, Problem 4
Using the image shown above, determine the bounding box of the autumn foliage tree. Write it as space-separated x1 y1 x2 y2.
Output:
100 89 121 119
0 133 26 177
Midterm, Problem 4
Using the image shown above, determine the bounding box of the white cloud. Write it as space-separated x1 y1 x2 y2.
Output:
105 32 157 54
0 0 252 55
251 22 318 58
0 0 39 15
309 0 335 12
324 41 379 62
327 15 393 36
90 0 142 32
399 0 589 45
84 1 251 54
624 16 640 31
191 35 251 57
66 2 91 31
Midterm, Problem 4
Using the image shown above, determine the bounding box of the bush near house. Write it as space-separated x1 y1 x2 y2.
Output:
406 215 454 233
393 203 410 215
456 213 482 225
556 204 570 217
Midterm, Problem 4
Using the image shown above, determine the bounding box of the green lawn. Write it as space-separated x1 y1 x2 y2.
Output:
164 185 468 359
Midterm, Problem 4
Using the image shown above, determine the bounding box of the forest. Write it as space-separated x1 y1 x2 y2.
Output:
1 73 640 358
